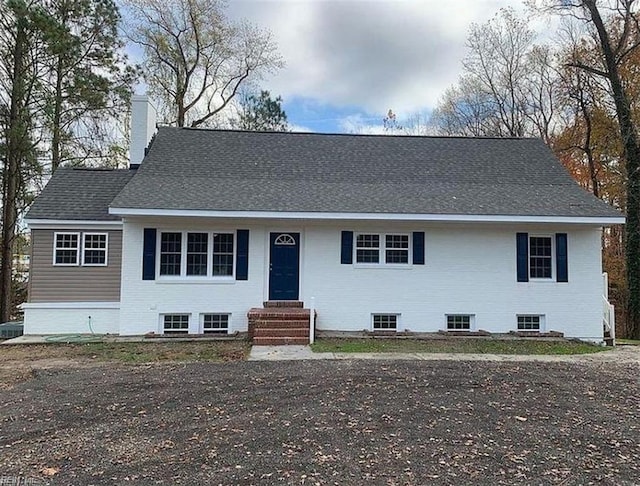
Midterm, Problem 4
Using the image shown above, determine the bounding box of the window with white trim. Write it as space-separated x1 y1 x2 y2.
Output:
158 231 235 278
446 314 472 330
372 314 398 331
356 233 409 264
356 234 380 263
54 232 80 265
529 236 552 279
517 315 542 331
385 234 409 264
202 313 230 334
186 233 208 276
82 233 107 266
160 232 182 276
213 233 234 276
163 314 189 334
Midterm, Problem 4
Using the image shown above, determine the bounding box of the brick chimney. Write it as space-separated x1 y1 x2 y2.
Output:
130 95 157 168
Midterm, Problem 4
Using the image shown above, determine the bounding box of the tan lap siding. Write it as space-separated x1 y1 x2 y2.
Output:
29 229 122 302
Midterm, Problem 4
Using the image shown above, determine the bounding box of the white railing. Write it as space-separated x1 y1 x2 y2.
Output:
309 296 316 345
602 272 615 345
603 294 616 345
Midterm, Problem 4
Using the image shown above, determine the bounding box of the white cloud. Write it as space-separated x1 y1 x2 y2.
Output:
337 113 386 134
227 0 526 115
288 123 314 133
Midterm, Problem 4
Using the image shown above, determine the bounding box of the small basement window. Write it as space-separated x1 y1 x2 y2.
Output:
163 314 189 334
517 315 542 331
372 314 398 331
446 314 472 330
202 314 230 334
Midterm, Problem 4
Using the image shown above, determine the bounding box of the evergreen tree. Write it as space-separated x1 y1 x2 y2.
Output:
236 90 288 131
42 0 137 169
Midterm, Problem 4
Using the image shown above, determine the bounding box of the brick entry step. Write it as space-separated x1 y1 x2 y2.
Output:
248 302 314 345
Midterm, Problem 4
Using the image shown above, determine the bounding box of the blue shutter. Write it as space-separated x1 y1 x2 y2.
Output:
142 228 156 280
556 233 568 282
341 231 353 264
236 230 249 280
413 232 425 265
516 232 529 282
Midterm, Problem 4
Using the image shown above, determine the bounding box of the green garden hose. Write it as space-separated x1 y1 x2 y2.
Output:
44 316 104 343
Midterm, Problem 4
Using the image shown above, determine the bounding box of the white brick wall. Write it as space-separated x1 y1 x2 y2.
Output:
117 218 604 341
301 222 603 341
23 304 119 334
119 219 268 335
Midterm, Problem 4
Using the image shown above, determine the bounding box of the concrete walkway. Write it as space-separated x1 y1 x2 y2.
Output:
249 344 640 363
248 345 328 361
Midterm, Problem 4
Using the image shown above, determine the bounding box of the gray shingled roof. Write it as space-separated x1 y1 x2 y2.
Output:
26 168 135 221
109 127 621 219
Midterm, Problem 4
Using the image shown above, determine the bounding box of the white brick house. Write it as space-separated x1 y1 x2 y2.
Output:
22 98 624 343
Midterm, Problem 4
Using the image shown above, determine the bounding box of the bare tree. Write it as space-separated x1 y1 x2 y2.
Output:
432 8 558 140
524 45 560 144
123 0 282 128
535 0 640 338
432 75 503 136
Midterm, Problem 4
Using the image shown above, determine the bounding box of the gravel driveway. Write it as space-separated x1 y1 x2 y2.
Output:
1 359 639 485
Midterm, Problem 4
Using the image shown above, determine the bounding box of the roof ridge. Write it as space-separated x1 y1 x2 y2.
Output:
54 167 130 173
156 125 539 141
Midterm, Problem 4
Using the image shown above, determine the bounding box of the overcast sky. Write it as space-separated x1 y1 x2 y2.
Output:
226 0 528 133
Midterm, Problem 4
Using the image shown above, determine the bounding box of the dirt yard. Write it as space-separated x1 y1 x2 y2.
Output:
1 358 639 485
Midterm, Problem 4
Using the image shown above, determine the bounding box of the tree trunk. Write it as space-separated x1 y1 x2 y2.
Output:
1 17 28 323
584 0 640 339
582 112 599 198
51 54 64 171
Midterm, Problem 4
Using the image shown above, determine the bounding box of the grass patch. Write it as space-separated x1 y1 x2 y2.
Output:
0 341 250 364
310 338 609 355
616 339 640 345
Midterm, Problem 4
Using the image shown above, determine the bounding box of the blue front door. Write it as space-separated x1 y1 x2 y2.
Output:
269 233 300 300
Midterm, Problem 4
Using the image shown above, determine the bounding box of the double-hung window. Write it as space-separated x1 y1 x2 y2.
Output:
54 233 80 265
517 232 567 283
159 231 235 278
160 232 182 276
186 233 208 276
385 235 409 263
82 233 107 266
355 233 409 264
213 233 234 276
356 234 380 263
54 232 110 266
529 236 552 279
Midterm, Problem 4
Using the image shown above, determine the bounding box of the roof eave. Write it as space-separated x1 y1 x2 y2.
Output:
25 218 123 228
108 207 625 225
